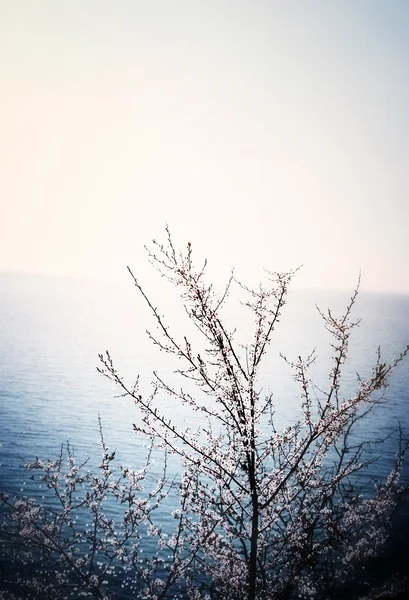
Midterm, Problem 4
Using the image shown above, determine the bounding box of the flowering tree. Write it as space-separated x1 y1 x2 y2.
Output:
98 228 409 599
1 227 408 599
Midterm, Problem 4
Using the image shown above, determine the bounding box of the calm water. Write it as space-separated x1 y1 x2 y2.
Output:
0 271 408 578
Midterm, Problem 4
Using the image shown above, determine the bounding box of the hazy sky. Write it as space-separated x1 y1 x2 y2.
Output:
1 1 409 292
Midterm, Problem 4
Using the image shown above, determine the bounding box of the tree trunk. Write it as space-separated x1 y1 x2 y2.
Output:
248 489 259 600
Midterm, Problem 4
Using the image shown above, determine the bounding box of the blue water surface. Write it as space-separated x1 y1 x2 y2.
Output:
0 271 408 586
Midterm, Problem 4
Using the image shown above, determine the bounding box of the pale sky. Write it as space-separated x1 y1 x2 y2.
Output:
1 1 409 292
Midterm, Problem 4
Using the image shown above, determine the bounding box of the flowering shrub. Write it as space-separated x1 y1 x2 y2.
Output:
1 228 408 599
0 419 186 599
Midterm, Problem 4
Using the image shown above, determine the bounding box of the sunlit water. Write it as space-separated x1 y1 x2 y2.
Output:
0 272 408 592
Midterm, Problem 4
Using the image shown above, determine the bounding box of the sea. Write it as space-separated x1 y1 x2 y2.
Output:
0 271 408 594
